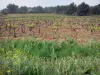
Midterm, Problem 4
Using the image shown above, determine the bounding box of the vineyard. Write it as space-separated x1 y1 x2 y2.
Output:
0 14 100 42
0 14 100 75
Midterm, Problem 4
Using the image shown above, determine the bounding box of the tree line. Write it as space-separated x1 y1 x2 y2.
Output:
1 2 100 16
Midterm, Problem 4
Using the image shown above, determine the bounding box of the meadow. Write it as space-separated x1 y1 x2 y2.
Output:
0 14 100 75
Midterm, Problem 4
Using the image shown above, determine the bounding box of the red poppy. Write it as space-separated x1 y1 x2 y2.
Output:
48 36 52 40
68 34 76 39
73 36 76 39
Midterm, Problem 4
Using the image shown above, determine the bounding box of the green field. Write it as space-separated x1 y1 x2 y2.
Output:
0 37 100 75
0 14 100 75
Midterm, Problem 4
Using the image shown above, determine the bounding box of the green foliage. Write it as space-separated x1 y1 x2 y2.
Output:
7 4 19 13
77 2 90 16
28 24 35 28
1 8 8 15
19 6 28 13
90 4 100 15
1 38 100 58
67 3 77 15
0 38 100 75
2 2 100 15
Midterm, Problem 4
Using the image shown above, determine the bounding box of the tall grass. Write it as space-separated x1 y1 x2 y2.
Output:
0 38 100 58
0 38 100 75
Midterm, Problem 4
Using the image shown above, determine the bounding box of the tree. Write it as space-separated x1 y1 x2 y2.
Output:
55 5 61 13
19 6 28 13
67 3 77 15
44 7 55 13
77 2 90 16
97 4 100 15
90 6 97 15
36 6 45 13
1 3 100 15
31 6 45 13
90 4 100 15
1 8 8 15
59 6 67 14
55 5 67 14
7 4 19 13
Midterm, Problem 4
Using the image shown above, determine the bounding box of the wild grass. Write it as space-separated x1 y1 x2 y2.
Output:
0 38 100 58
0 38 100 75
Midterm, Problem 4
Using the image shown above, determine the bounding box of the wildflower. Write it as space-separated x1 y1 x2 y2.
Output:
68 34 77 39
48 36 52 40
73 36 76 39
7 70 11 73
